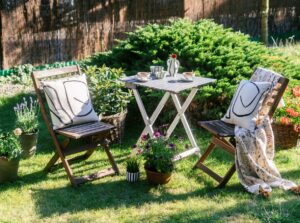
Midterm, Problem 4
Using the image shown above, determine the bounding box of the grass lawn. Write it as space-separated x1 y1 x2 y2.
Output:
0 90 300 223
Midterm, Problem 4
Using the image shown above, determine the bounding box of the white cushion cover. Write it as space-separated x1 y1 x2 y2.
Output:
222 80 271 131
42 74 98 130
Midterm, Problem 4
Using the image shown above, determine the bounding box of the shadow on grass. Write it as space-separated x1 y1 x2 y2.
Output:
31 178 250 218
158 197 300 222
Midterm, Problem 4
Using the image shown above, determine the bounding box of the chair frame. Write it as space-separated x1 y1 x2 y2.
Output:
32 65 120 186
194 69 289 188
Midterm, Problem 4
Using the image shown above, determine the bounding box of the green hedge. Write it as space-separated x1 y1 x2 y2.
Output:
84 19 300 119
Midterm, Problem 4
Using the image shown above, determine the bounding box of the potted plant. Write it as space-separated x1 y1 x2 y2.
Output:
84 65 132 143
273 83 300 149
0 130 23 183
137 131 175 185
126 156 140 183
14 97 39 158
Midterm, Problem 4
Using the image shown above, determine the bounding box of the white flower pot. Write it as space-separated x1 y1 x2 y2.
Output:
126 171 140 183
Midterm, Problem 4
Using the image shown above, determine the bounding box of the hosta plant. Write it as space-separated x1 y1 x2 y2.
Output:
84 65 132 116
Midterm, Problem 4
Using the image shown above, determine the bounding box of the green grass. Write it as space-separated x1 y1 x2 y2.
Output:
274 43 300 66
1 44 300 223
0 91 300 223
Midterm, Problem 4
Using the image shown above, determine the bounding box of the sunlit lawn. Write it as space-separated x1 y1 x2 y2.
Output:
0 90 300 223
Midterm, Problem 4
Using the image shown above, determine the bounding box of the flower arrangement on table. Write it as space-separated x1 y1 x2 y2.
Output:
273 83 300 149
133 128 176 184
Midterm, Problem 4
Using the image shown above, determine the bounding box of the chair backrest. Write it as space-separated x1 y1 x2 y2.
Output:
250 67 289 118
32 65 82 132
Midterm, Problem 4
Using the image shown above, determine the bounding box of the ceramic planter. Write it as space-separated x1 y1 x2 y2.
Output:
126 171 140 183
0 157 19 183
145 167 171 185
20 132 38 159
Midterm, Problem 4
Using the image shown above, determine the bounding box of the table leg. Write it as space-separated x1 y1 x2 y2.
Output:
165 88 200 161
133 89 154 136
139 92 170 138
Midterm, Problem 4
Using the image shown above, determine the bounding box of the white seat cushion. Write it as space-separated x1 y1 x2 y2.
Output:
222 80 271 131
42 74 99 130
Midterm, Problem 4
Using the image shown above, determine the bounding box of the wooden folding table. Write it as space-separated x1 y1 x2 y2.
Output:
121 74 216 161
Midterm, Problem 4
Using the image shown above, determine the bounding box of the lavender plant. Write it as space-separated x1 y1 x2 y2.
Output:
14 97 39 134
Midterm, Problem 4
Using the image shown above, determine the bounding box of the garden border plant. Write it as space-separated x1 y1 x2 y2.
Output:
84 19 300 121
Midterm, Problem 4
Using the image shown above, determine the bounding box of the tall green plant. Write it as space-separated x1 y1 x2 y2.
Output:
84 19 300 119
84 65 132 116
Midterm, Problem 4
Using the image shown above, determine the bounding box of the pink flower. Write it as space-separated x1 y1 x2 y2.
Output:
154 131 161 138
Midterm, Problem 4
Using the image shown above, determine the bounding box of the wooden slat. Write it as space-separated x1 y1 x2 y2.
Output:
211 137 235 155
196 163 223 183
33 65 80 79
199 120 235 137
56 122 114 139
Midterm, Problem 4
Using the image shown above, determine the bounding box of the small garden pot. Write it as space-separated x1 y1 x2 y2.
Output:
0 157 19 183
126 171 140 183
145 168 171 185
20 132 38 159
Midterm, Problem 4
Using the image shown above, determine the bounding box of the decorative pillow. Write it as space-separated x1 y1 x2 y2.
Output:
42 74 99 130
222 80 271 131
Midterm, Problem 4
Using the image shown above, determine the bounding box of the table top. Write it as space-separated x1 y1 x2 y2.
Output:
121 74 216 93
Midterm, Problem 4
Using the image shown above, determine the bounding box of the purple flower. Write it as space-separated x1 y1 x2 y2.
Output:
154 131 161 138
141 134 148 141
169 143 175 150
132 144 137 149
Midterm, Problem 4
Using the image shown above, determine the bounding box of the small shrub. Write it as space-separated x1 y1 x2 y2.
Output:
84 19 300 119
0 131 22 160
84 65 132 116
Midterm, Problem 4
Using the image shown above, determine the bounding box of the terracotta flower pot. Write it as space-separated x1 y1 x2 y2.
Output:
20 132 38 159
0 157 19 183
126 171 140 183
145 167 172 185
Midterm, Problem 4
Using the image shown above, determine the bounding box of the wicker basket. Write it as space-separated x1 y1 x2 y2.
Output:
272 122 300 150
101 110 127 143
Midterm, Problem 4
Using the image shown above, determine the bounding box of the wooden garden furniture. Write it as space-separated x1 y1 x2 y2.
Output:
194 68 289 188
121 74 216 161
32 65 119 186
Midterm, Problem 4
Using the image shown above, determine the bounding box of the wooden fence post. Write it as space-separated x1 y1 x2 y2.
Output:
261 0 269 45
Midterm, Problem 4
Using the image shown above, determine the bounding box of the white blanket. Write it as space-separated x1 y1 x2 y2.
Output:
235 117 297 194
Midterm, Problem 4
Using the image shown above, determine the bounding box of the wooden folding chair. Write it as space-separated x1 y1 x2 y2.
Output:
194 68 289 188
32 65 120 186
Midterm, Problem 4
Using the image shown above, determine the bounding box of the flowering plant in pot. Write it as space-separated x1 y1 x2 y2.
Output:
14 97 39 158
138 131 175 185
125 156 140 183
273 83 300 149
0 130 23 183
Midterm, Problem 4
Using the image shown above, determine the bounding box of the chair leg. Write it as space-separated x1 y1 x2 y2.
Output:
44 152 59 172
102 140 120 175
193 141 216 169
217 163 236 188
44 138 70 172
